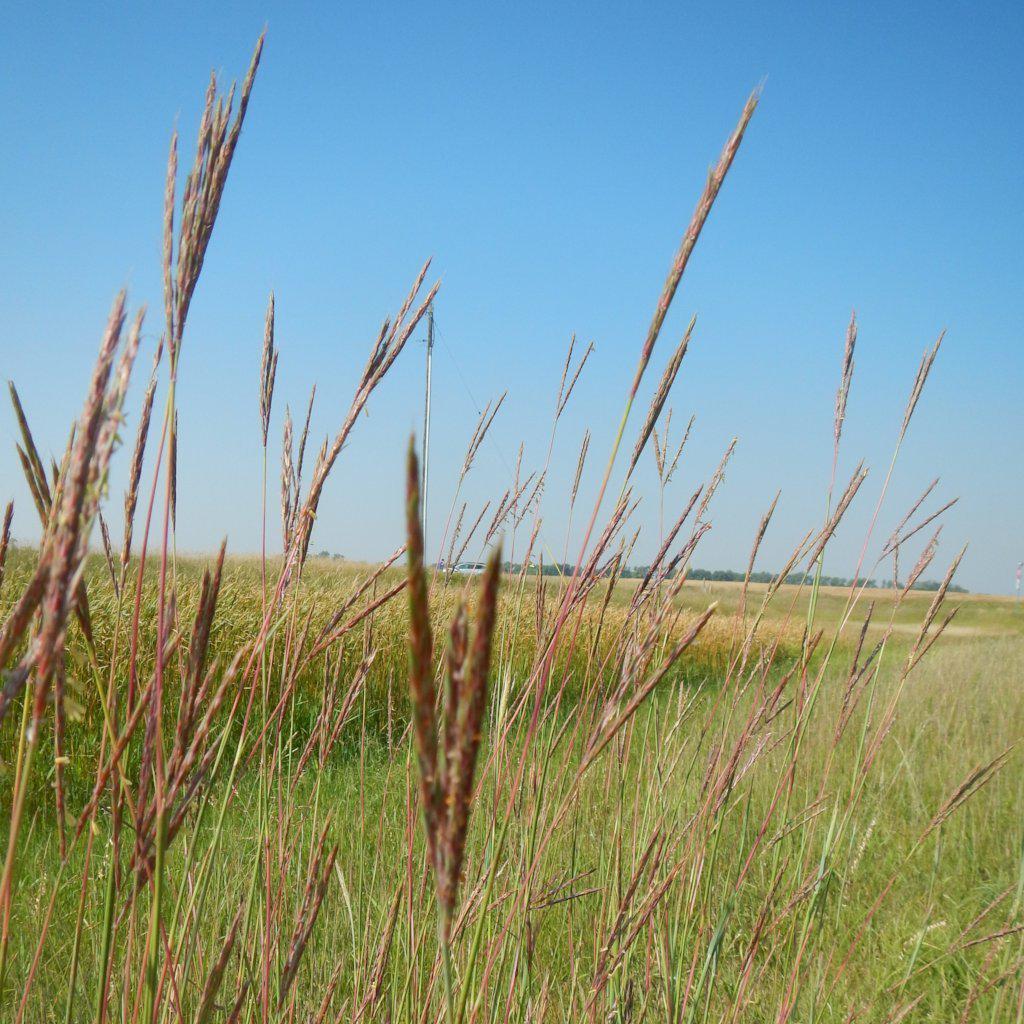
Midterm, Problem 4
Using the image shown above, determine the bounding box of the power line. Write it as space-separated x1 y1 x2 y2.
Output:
428 316 555 560
431 317 523 490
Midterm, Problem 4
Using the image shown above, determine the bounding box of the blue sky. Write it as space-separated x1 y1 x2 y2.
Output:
1 2 1021 593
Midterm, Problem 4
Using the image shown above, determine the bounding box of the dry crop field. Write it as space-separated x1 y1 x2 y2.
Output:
0 34 1021 1024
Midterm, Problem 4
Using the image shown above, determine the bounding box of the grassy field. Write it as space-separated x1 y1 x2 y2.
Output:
2 33 1022 1024
2 553 1021 1022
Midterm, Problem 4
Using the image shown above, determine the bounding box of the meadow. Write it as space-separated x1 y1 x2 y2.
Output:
1 33 1021 1024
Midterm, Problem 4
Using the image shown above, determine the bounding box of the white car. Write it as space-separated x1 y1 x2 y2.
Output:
452 561 486 576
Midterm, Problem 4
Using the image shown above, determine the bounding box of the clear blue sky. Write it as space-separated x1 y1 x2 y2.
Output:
1 2 1021 593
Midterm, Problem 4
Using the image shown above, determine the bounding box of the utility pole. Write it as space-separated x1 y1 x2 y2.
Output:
421 303 434 557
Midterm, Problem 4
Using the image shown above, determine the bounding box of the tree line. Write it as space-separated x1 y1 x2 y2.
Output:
502 562 967 593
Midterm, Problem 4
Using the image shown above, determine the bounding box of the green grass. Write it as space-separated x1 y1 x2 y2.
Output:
2 556 1022 1022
